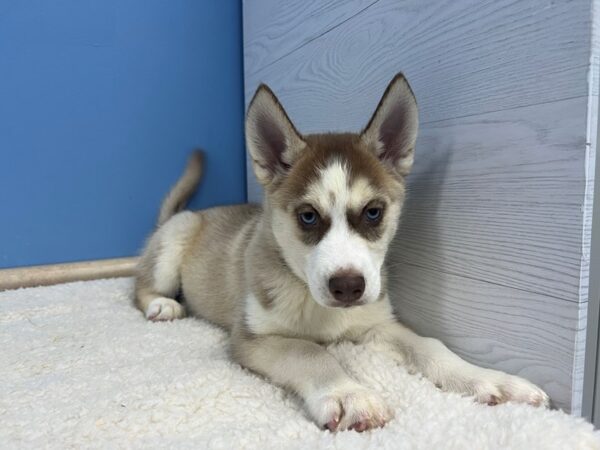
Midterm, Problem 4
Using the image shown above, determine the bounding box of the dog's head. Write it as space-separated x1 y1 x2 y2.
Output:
246 73 418 308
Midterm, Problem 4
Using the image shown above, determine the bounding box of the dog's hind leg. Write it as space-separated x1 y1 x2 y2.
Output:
134 211 201 321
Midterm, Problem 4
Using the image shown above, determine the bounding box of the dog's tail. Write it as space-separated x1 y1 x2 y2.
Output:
157 150 204 226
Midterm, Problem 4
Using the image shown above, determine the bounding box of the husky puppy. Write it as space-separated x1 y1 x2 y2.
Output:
134 73 549 432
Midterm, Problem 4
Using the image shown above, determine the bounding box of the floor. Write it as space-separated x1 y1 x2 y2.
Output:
1 278 598 449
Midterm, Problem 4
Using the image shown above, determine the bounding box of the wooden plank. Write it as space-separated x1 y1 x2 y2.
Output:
243 0 377 77
244 0 590 126
0 258 138 291
581 0 600 420
391 97 587 302
573 299 588 415
244 0 591 204
387 261 579 411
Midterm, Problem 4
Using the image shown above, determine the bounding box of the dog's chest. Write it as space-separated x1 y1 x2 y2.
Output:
245 291 393 342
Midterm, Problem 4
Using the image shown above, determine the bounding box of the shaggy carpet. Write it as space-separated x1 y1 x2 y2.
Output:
1 278 598 449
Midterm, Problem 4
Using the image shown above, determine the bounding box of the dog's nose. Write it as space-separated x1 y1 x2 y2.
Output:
328 273 365 304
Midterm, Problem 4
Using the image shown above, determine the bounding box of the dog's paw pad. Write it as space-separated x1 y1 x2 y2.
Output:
486 394 500 406
472 381 502 405
471 372 549 408
325 418 339 432
145 297 184 321
350 419 371 432
499 376 550 407
310 384 393 432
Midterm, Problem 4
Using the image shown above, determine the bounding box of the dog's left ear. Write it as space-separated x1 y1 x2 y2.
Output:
361 73 419 177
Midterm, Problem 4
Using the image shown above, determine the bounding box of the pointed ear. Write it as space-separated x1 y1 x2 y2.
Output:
361 73 419 177
245 84 306 185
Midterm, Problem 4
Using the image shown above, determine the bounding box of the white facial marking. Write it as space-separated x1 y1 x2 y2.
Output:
272 159 401 309
348 177 377 210
306 213 383 307
305 160 388 307
305 160 348 211
272 208 309 281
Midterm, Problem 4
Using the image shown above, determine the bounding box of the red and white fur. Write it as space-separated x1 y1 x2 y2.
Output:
134 73 549 432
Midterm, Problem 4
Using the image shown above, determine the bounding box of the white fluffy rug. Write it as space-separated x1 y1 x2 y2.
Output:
1 278 599 449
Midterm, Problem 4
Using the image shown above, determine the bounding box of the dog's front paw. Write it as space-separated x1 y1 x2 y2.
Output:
305 383 393 432
469 370 549 408
145 297 185 321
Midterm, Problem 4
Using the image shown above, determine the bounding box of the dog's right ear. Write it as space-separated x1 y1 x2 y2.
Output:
246 84 306 185
361 73 418 178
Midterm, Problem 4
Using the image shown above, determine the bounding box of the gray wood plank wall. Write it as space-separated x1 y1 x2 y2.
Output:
242 0 597 413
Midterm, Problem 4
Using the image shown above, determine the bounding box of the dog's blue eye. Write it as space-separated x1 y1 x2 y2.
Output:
299 211 318 226
365 207 382 222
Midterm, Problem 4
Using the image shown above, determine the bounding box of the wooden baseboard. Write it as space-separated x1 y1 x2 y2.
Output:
0 257 139 291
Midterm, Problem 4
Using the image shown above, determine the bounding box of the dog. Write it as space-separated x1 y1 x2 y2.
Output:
134 73 550 432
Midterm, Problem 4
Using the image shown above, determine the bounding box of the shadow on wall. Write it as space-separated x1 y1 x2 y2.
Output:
387 141 452 333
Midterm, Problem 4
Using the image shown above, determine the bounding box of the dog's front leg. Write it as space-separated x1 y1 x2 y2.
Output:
231 329 393 431
366 320 549 407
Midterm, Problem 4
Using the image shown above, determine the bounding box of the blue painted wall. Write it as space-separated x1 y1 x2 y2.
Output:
0 1 245 268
